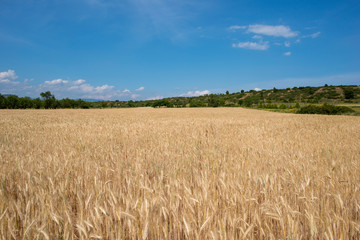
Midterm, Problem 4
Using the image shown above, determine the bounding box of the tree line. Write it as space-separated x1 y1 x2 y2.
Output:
1 85 359 111
0 91 90 109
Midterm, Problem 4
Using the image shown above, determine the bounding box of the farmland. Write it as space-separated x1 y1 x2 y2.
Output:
1 108 360 239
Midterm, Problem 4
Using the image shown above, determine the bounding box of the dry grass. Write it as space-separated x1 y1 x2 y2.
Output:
1 108 359 239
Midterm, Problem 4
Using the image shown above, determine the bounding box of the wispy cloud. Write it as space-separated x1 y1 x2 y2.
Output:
0 32 34 46
303 32 321 39
247 24 298 38
232 41 269 50
310 32 321 38
229 24 298 38
126 0 212 41
147 96 163 100
228 24 321 53
228 25 246 31
179 90 210 97
135 86 145 91
44 79 69 85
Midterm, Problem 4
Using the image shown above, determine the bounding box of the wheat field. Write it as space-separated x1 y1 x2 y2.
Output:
0 108 359 239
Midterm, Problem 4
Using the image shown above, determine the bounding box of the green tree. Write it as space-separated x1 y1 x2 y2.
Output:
33 98 42 109
79 100 90 109
40 91 55 109
100 101 108 108
244 98 253 107
344 89 355 99
128 100 135 107
151 100 173 108
18 97 33 109
6 95 19 109
0 94 5 109
208 95 219 107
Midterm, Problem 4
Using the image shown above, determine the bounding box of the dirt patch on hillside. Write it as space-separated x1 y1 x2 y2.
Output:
335 87 344 97
314 87 324 95
240 93 250 99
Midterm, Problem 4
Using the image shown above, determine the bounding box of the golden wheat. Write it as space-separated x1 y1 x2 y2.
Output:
0 108 359 239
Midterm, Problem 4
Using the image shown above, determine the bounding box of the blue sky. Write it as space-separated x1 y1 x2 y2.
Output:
1 0 359 100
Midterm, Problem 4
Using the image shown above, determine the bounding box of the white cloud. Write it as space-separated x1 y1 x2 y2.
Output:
0 70 143 100
135 86 145 91
247 24 298 38
0 79 11 84
39 78 135 100
254 88 262 91
0 69 19 84
229 24 319 53
179 90 210 97
147 96 163 100
76 83 94 93
232 41 269 50
284 51 292 56
44 79 69 85
95 85 114 93
74 79 86 85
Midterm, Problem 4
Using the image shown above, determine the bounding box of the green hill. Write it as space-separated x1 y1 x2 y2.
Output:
2 85 360 114
98 84 360 109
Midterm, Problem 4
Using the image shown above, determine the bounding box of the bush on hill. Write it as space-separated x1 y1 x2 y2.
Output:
297 103 354 115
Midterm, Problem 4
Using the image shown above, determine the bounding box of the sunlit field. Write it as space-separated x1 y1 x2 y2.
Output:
1 108 359 239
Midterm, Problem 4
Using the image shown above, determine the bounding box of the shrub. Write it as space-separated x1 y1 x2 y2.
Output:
297 103 354 115
344 89 355 99
152 100 173 108
279 104 287 109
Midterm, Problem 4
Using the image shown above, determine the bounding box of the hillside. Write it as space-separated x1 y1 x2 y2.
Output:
95 84 360 108
1 85 360 110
